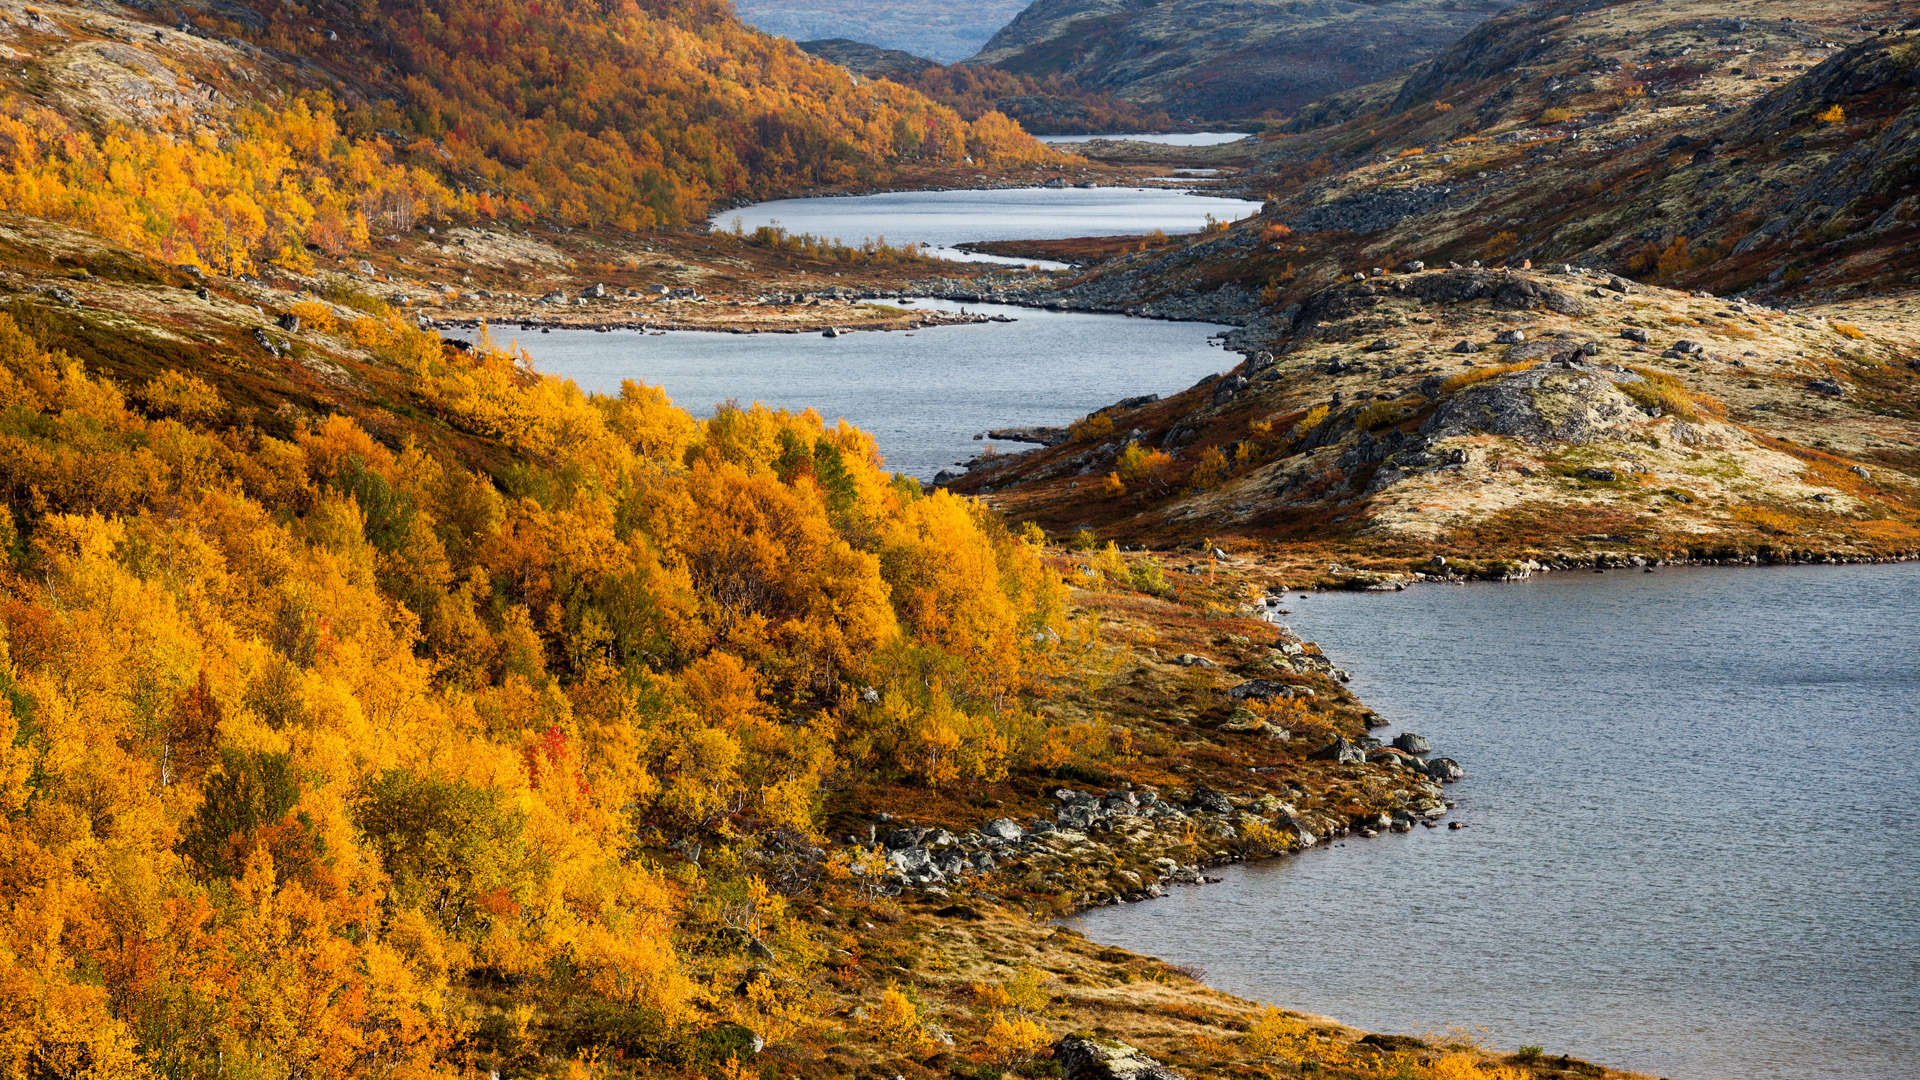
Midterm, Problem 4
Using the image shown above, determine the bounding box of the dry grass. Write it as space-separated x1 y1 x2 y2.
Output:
1619 366 1701 422
1438 360 1535 395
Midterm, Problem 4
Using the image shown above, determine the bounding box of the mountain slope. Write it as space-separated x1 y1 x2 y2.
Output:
0 0 1050 276
970 0 1520 121
799 37 1176 133
737 0 1030 62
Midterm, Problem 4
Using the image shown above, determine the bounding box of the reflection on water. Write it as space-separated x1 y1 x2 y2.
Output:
1033 132 1253 146
486 299 1234 478
1067 564 1920 1080
717 187 1262 265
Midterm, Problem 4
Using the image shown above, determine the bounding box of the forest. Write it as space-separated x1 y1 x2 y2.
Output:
0 299 1081 1075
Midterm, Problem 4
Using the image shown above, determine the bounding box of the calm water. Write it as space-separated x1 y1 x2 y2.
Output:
492 299 1234 478
718 187 1261 263
1068 564 1920 1080
1034 132 1254 146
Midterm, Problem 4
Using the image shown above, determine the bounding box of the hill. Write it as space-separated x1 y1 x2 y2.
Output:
737 0 1030 63
948 0 1920 561
970 0 1520 121
800 38 1176 133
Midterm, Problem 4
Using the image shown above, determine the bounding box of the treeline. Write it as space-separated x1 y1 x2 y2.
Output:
0 304 1070 1074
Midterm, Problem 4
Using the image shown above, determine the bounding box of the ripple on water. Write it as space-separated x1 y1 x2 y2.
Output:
1068 563 1920 1080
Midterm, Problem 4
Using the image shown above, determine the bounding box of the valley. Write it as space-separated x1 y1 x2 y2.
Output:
0 0 1912 1077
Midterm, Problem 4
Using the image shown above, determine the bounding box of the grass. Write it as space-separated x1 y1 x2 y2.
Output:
1619 367 1701 422
1438 360 1535 395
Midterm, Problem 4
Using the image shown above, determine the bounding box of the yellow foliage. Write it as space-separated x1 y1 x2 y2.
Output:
1832 322 1866 339
1539 107 1574 123
1817 104 1846 125
984 1011 1051 1066
1439 360 1536 395
873 983 927 1046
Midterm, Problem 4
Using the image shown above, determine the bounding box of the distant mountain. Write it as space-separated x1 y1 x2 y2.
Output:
970 0 1519 121
798 38 1174 133
736 0 1030 63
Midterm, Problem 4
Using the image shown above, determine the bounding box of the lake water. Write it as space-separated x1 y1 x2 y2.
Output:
492 299 1235 478
717 187 1262 264
1034 132 1254 146
1066 564 1920 1080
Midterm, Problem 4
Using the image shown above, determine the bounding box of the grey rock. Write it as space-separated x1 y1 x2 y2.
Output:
1493 329 1526 345
1620 327 1650 343
1392 731 1431 754
1426 757 1465 782
1422 363 1652 446
1451 339 1481 353
1053 1034 1185 1080
1174 653 1216 667
1310 736 1368 765
1187 787 1233 814
1228 679 1313 702
1580 467 1617 481
1808 378 1844 397
981 817 1025 841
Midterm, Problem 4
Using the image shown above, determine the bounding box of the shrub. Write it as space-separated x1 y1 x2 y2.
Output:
1068 412 1114 441
1816 104 1845 124
176 749 323 883
287 298 339 333
355 768 529 936
138 370 225 424
1832 323 1866 339
1127 557 1174 598
1540 107 1573 124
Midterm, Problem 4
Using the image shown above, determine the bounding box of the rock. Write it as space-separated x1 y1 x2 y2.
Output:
1493 329 1525 345
1619 327 1649 343
1309 736 1367 765
1216 711 1269 735
1451 340 1481 353
1054 788 1097 806
276 313 301 332
1426 757 1465 782
981 817 1025 841
355 260 376 276
1808 378 1844 397
1052 1034 1185 1080
1212 374 1249 403
1228 679 1313 702
1672 339 1701 354
1448 820 1466 830
1187 787 1233 814
1173 653 1216 667
1391 732 1431 754
1422 364 1652 446
933 469 960 484
822 326 846 338
1850 465 1871 479
1579 467 1617 481
1363 338 1399 352
584 282 607 298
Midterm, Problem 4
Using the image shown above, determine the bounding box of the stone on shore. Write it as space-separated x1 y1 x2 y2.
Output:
1053 1034 1186 1080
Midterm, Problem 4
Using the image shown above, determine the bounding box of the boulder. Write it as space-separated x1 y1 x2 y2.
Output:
1053 1035 1185 1080
1451 339 1481 353
1808 378 1844 397
1493 329 1526 345
1619 327 1650 343
1391 731 1431 754
1425 757 1465 782
1173 653 1216 667
1580 467 1618 481
1217 711 1269 735
1310 736 1367 765
1187 787 1233 814
1228 679 1312 701
1422 363 1652 446
981 817 1025 841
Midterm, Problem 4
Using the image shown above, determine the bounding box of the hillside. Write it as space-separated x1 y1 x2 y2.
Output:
799 38 1176 133
0 0 1051 278
970 0 1520 121
737 0 1030 63
949 0 1920 556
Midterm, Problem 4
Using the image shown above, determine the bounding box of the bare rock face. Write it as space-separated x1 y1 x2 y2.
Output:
1421 363 1646 445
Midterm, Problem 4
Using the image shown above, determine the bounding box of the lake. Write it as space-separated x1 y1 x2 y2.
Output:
1033 132 1255 146
491 299 1236 478
717 187 1263 264
1065 564 1920 1080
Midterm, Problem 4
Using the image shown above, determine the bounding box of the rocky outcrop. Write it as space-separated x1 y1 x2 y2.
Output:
1420 362 1650 445
797 38 939 79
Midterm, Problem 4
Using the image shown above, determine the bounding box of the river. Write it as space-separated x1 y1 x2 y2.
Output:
717 186 1263 264
495 298 1235 479
1065 563 1920 1080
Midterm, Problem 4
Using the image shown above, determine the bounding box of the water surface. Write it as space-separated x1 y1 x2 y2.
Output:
493 299 1234 478
719 187 1261 264
1068 564 1920 1080
1034 132 1254 146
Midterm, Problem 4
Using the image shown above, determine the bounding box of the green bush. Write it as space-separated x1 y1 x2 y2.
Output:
355 768 528 935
